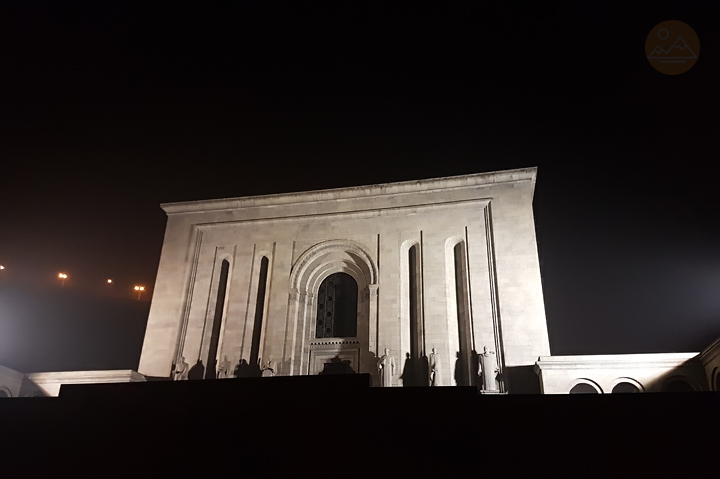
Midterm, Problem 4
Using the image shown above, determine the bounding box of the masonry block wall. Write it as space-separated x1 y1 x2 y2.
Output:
138 168 550 389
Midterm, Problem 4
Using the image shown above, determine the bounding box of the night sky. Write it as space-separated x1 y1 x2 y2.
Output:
1 2 719 373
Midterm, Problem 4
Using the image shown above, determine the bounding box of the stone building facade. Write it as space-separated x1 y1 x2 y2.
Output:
3 167 718 396
138 167 550 389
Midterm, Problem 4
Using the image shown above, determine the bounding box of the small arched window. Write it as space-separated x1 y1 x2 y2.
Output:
612 382 641 393
570 383 600 394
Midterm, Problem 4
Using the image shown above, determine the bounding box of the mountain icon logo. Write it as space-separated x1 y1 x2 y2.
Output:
646 21 700 75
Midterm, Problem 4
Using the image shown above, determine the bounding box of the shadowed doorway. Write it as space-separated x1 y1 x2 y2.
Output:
315 272 358 339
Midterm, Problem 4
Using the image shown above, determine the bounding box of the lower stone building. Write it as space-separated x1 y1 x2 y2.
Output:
2 167 718 396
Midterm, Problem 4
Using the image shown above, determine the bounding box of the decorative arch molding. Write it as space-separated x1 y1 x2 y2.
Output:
290 240 377 293
285 239 379 378
568 378 604 394
400 239 420 253
713 367 720 392
0 386 12 398
444 235 465 249
308 260 366 295
610 377 646 393
217 251 235 264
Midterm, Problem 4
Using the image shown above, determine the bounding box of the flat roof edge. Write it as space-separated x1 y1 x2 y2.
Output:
160 167 537 215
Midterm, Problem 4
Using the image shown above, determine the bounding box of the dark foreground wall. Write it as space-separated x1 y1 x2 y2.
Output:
1 375 718 477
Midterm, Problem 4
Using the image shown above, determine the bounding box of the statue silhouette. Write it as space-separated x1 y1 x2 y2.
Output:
188 359 205 380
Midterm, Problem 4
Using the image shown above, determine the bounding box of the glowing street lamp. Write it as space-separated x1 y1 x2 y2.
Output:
134 285 145 300
107 279 113 284
58 273 68 287
0 265 4 270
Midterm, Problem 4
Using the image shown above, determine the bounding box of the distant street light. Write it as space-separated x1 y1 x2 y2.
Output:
0 265 4 269
58 273 68 287
134 285 145 300
107 279 113 284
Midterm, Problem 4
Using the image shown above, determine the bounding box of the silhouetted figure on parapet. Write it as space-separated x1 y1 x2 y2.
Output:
188 359 205 380
205 359 217 379
234 359 251 378
401 352 416 387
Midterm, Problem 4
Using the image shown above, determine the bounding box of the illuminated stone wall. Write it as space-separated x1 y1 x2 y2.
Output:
534 353 709 393
138 168 550 388
0 365 24 397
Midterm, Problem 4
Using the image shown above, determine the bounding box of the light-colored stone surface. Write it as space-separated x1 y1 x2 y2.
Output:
139 167 551 387
26 370 146 397
0 365 24 397
534 353 708 393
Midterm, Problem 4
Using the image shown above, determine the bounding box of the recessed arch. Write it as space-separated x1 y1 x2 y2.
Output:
568 378 603 394
250 256 270 368
0 386 11 398
204 258 230 379
662 375 699 392
286 240 378 378
290 240 377 294
713 367 720 392
445 236 472 387
308 259 366 295
611 377 645 393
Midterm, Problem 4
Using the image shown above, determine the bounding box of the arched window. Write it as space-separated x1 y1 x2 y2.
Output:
205 259 230 379
250 256 269 367
315 272 358 338
612 382 641 393
570 383 600 394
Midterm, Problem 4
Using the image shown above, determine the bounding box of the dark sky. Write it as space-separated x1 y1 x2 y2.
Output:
1 2 719 373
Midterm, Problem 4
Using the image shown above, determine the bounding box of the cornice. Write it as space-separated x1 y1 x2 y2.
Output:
535 353 700 370
195 197 490 231
26 370 146 383
161 167 537 215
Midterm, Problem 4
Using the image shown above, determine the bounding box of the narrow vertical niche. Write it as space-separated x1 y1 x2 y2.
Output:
206 259 230 379
250 256 269 367
408 245 421 360
407 244 427 386
454 242 472 386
